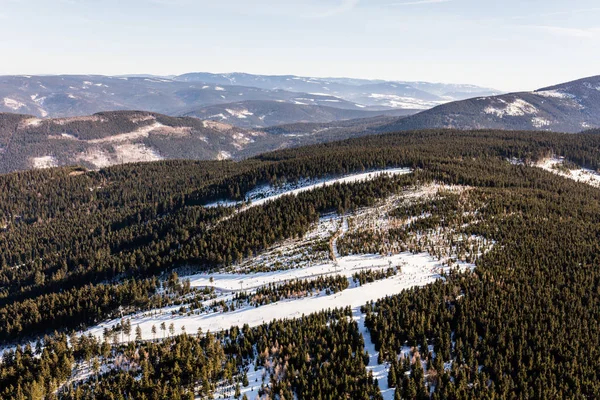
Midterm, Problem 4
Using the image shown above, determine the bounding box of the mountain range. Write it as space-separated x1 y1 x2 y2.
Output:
0 74 598 174
0 73 498 121
182 100 415 129
176 72 500 109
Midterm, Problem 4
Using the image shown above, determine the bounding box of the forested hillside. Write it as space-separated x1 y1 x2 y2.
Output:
2 129 600 398
0 111 404 173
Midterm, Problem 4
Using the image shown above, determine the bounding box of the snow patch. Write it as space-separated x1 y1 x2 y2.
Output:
217 151 232 160
225 108 254 119
75 144 162 169
207 113 228 120
3 97 26 110
87 122 163 144
52 115 105 125
368 94 442 109
532 117 552 128
129 114 156 123
31 156 57 169
583 82 600 91
22 118 42 127
536 90 574 99
202 120 233 131
355 308 394 400
205 168 412 209
76 149 113 169
113 143 163 164
484 99 537 117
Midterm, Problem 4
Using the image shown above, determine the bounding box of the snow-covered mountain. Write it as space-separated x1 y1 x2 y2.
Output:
377 75 600 133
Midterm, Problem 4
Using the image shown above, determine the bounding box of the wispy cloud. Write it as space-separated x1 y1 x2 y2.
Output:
522 25 600 38
147 0 193 4
540 7 600 17
387 0 451 6
310 0 360 18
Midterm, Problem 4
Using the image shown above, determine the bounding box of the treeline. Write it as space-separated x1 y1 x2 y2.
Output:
238 275 349 306
353 267 397 286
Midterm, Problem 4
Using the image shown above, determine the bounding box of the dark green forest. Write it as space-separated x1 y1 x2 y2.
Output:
1 128 600 398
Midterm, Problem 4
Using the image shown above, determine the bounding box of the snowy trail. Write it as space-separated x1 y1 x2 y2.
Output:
205 168 412 209
354 308 394 400
331 216 349 261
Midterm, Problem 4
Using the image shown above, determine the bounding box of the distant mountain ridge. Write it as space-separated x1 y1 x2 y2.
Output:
0 111 259 172
176 72 501 109
0 75 370 119
0 73 500 123
377 75 600 133
182 100 416 129
0 75 597 173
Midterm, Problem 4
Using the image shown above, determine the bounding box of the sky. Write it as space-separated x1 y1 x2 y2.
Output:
0 0 599 91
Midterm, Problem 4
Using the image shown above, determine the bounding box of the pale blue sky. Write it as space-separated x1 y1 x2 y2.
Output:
0 0 599 91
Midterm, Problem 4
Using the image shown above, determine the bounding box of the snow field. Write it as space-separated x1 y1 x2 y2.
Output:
85 250 472 344
31 156 58 169
536 157 600 188
484 98 537 118
85 181 482 346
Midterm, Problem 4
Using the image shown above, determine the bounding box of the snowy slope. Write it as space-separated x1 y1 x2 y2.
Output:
536 157 600 188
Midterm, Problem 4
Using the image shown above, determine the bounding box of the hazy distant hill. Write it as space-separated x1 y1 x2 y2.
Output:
0 75 370 119
175 72 501 109
0 73 499 128
183 100 417 128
